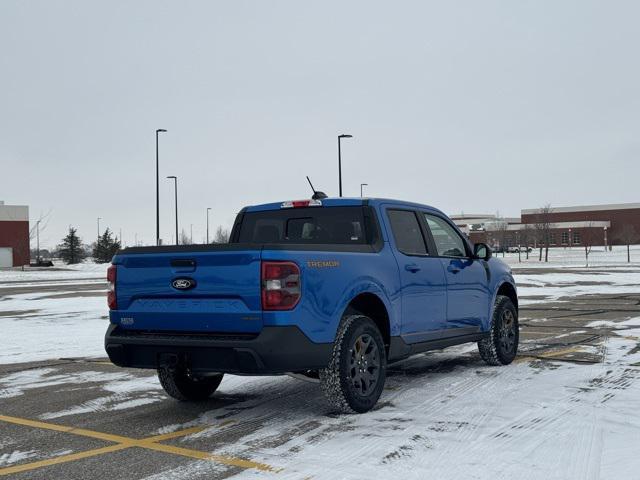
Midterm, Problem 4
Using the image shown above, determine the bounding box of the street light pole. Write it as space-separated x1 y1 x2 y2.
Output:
167 176 179 245
190 224 193 244
36 220 41 263
155 129 167 246
337 134 353 197
360 183 368 197
206 207 211 244
97 217 101 243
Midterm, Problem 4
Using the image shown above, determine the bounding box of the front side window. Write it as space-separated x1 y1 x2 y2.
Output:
424 214 467 257
387 210 427 255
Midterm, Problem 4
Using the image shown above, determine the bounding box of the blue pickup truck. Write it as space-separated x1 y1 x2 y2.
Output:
105 197 518 413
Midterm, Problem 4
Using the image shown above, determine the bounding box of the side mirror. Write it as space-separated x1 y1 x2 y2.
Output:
474 243 492 261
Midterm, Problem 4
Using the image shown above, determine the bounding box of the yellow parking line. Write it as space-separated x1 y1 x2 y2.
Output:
0 415 275 475
521 331 566 336
145 419 235 443
0 414 133 443
538 346 584 358
144 425 207 442
0 444 130 476
142 442 276 471
515 346 588 363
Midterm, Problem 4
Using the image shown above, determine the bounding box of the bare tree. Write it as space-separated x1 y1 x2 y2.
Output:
520 224 533 260
617 225 638 263
581 222 599 267
213 226 230 244
532 205 553 262
179 229 191 245
491 212 508 257
533 223 544 261
29 210 52 248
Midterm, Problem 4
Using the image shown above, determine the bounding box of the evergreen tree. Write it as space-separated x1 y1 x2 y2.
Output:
58 227 86 264
93 228 121 263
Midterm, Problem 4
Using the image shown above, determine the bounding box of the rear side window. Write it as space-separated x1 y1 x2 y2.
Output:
238 207 367 244
387 210 427 255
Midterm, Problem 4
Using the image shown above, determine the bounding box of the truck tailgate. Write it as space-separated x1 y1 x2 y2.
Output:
112 248 262 333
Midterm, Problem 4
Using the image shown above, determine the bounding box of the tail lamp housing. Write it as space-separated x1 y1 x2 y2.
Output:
261 261 301 310
107 265 117 310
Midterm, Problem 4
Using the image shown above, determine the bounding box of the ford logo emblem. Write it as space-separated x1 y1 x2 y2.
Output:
172 278 196 290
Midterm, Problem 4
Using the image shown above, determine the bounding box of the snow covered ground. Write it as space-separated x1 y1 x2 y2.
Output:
0 291 109 364
1 258 640 478
225 329 640 480
0 261 109 364
500 244 640 268
505 246 640 305
1 322 638 479
515 269 640 305
0 261 109 283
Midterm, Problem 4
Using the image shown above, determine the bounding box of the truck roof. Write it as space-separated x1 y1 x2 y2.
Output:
244 197 446 216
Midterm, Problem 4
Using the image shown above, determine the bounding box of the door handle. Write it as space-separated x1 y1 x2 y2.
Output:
447 265 461 274
405 264 421 273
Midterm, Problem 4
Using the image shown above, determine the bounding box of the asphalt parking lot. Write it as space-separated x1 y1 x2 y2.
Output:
1 271 639 479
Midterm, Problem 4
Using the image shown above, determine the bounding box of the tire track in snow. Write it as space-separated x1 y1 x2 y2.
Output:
372 353 512 467
437 337 619 480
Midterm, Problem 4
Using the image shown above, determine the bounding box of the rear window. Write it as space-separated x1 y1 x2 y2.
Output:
237 207 368 244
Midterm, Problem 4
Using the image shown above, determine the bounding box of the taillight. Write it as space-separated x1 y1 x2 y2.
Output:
107 265 117 310
261 261 301 310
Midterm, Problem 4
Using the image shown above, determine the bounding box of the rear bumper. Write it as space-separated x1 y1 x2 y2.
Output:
104 324 332 374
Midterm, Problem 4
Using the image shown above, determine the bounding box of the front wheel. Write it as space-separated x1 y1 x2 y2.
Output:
320 315 387 413
478 295 519 365
158 368 224 401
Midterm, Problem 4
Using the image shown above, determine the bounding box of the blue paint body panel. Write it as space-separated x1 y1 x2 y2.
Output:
109 198 516 348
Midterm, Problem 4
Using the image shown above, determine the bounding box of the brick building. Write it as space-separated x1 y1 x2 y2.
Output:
520 203 640 248
452 203 640 249
0 201 30 267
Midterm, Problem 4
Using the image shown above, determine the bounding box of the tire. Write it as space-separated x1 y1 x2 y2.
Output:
478 295 519 366
158 368 224 401
319 315 387 414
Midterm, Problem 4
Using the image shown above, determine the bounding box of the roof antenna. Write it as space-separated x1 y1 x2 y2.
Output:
306 176 328 200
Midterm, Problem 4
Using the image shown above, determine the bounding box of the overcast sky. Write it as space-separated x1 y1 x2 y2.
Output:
1 1 639 248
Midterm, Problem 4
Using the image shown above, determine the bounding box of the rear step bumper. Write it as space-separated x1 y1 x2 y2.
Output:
104 324 332 374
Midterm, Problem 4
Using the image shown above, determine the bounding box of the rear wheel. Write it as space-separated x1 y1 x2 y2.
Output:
320 315 387 413
478 295 519 365
158 368 224 401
